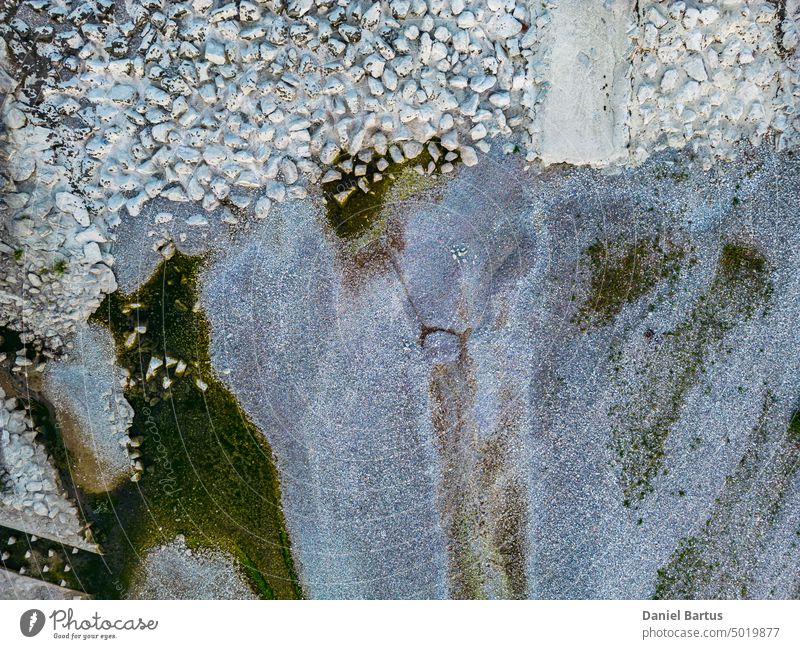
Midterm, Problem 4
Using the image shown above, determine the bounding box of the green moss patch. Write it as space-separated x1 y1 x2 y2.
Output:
84 253 301 599
575 236 684 329
654 393 799 598
323 140 457 239
788 410 800 444
654 536 716 599
614 241 772 505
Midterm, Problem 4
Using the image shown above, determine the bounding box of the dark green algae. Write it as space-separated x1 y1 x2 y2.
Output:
87 252 302 599
323 140 457 239
14 253 302 599
0 521 100 593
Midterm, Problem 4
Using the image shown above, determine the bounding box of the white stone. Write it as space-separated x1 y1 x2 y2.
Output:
646 7 668 29
5 107 26 129
146 357 163 380
470 124 488 141
684 56 708 83
661 69 680 93
186 215 208 227
460 146 478 166
55 192 90 226
205 40 226 65
254 197 272 219
488 13 522 39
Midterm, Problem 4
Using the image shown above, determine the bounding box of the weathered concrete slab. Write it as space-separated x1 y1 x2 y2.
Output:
0 568 86 600
537 0 634 166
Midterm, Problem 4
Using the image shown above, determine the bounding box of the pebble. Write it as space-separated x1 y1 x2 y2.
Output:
489 13 523 39
460 146 479 166
5 107 27 129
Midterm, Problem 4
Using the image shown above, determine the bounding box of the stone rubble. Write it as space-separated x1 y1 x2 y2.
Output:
0 384 96 551
34 0 533 211
631 0 800 167
1 81 117 352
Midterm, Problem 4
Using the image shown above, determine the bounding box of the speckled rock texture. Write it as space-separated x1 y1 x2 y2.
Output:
203 146 800 598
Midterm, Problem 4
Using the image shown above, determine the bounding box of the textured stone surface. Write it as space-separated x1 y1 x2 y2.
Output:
128 535 257 600
42 322 134 492
0 567 86 600
202 146 800 598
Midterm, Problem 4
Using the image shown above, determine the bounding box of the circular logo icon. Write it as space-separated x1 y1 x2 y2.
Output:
20 609 45 637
